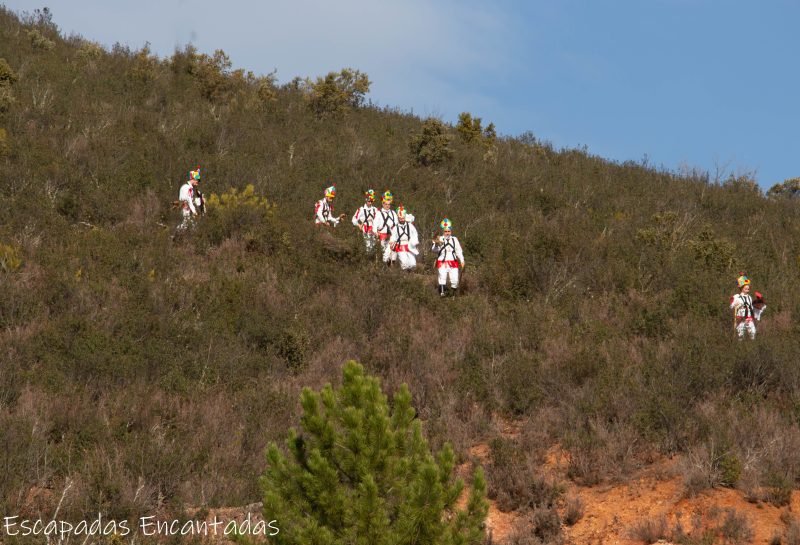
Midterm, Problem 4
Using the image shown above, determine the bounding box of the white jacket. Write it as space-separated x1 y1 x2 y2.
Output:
730 293 765 320
432 235 464 266
315 198 339 226
389 221 419 255
373 208 398 237
352 204 377 232
179 182 196 214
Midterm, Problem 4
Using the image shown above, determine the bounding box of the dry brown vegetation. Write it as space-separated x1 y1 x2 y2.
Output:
0 6 799 543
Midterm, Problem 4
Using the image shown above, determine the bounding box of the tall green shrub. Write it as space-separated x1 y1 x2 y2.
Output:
409 118 452 166
260 361 488 545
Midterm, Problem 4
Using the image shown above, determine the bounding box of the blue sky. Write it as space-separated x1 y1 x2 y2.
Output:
7 0 800 187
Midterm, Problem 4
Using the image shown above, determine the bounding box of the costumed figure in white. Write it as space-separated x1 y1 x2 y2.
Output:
178 167 201 230
352 189 378 253
372 190 398 264
386 206 419 270
314 185 345 227
730 274 766 340
431 218 465 296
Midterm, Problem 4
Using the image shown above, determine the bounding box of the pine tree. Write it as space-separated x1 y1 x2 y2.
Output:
260 361 488 545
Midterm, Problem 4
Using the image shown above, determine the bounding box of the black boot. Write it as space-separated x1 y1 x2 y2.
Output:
450 286 458 297
438 284 446 297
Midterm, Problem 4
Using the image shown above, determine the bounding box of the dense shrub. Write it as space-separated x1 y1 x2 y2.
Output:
409 117 452 166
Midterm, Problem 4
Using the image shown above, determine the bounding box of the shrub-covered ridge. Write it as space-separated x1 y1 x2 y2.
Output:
0 6 799 528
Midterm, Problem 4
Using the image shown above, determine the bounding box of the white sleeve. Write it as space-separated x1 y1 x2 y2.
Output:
455 237 465 264
180 185 196 214
729 295 740 310
352 207 362 227
755 305 766 321
315 200 326 224
410 224 419 246
389 226 398 243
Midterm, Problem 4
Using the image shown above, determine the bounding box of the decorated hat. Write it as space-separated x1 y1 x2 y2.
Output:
364 189 376 202
325 185 336 198
189 167 201 181
396 205 405 220
737 273 750 288
440 218 453 231
382 190 393 204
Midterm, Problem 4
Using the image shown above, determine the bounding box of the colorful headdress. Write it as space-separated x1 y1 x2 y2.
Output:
364 189 376 202
396 205 405 221
382 190 393 204
189 167 201 181
737 274 750 288
325 185 336 198
440 218 452 231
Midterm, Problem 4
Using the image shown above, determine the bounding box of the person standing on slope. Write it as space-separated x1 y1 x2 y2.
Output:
178 167 201 230
431 218 465 296
314 185 345 227
387 205 419 270
373 190 398 264
352 189 378 253
730 274 766 340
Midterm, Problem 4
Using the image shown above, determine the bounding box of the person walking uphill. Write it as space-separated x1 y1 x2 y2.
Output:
314 185 345 227
431 218 465 296
177 167 201 230
730 274 766 340
352 189 378 252
373 190 398 264
386 206 419 270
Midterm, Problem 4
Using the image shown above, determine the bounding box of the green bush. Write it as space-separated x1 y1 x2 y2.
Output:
409 117 452 166
0 57 17 86
456 112 483 143
260 361 488 545
306 68 370 117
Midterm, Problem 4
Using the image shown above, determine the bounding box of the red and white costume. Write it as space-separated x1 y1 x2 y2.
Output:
178 180 197 230
352 203 378 252
730 292 765 340
386 216 419 270
432 234 464 289
373 206 398 261
314 198 340 226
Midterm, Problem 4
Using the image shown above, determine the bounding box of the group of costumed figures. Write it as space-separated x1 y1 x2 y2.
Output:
314 185 464 296
174 168 770 314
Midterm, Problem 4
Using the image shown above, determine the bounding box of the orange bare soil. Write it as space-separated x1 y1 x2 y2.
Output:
462 442 800 545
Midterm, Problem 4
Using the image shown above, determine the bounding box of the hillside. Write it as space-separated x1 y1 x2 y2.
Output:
1 6 800 544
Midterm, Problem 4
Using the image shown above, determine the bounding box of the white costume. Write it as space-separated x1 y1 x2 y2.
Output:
314 198 340 226
386 219 419 270
352 203 378 252
432 234 465 291
178 181 197 230
730 292 765 340
373 207 398 261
